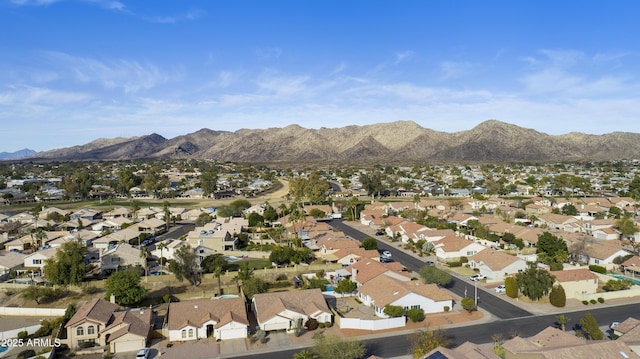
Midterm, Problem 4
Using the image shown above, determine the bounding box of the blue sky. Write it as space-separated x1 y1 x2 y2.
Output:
2 1 640 152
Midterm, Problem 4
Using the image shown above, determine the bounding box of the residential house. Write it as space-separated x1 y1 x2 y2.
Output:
612 317 640 352
468 249 528 281
433 235 487 263
535 213 578 232
303 205 333 217
357 276 454 318
166 297 249 341
348 259 411 287
0 251 27 279
252 289 332 332
185 223 237 253
23 247 58 273
501 326 639 359
423 342 500 359
549 268 599 299
65 298 152 353
621 256 640 277
101 308 152 353
137 218 166 235
570 240 631 270
65 298 118 350
100 243 142 275
446 212 478 229
330 247 380 266
151 239 185 262
93 226 142 250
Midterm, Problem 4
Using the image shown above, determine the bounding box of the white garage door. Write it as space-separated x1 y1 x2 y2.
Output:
218 328 247 340
113 340 143 353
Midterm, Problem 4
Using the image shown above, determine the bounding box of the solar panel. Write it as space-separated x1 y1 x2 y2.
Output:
424 350 449 359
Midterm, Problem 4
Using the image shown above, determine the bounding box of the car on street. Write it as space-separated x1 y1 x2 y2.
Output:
425 260 435 266
381 250 392 258
136 348 150 359
470 274 487 281
494 284 506 293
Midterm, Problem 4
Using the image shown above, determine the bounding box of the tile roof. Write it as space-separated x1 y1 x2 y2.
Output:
66 298 117 328
102 308 152 341
348 259 410 285
358 276 454 307
549 268 599 283
167 297 248 331
469 249 521 271
253 288 331 324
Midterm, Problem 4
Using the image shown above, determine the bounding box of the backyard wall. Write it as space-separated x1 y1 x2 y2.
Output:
339 317 405 331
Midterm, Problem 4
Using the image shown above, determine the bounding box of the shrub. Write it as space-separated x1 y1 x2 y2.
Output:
305 318 319 330
598 297 605 303
605 279 633 291
549 284 566 307
589 265 606 274
461 297 477 312
448 261 462 267
17 330 28 339
582 300 589 305
590 299 597 304
406 308 425 323
505 276 518 298
549 262 563 271
163 294 171 303
460 256 469 263
444 306 450 312
166 343 173 348
276 274 288 281
383 305 405 318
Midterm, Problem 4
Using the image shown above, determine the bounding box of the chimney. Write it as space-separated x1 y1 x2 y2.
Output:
110 294 116 304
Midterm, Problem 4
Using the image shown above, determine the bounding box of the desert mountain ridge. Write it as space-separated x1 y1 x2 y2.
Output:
23 120 640 163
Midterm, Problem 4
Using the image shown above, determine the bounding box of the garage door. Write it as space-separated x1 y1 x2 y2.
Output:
218 328 247 340
113 340 143 353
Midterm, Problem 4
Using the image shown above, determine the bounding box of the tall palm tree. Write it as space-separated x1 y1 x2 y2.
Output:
157 242 167 268
140 247 150 281
214 266 223 296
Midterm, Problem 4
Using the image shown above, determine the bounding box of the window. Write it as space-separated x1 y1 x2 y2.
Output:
411 305 420 310
188 329 194 337
33 259 42 265
77 327 84 336
87 325 95 335
111 257 120 263
595 259 600 264
181 330 186 339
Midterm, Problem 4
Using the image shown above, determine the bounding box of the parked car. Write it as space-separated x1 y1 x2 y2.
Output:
470 274 487 281
380 257 394 263
610 322 621 330
425 260 435 266
136 348 150 359
375 231 384 236
381 250 392 258
494 284 506 293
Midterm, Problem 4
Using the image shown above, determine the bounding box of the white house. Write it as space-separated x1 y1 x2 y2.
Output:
166 297 249 341
433 235 487 263
252 289 332 332
23 247 58 273
357 276 454 318
468 249 529 281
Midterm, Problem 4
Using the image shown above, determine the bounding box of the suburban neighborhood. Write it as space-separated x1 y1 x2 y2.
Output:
0 160 639 358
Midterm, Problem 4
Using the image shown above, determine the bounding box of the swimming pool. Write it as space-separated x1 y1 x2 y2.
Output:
611 275 640 286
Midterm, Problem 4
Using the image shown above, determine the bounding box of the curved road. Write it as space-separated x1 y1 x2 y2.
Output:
328 219 532 319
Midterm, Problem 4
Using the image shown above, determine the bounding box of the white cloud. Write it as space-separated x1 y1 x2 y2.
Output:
143 9 206 24
39 51 170 93
0 84 89 105
439 61 472 80
394 51 415 65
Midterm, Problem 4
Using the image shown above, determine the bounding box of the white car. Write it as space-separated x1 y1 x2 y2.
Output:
136 348 150 359
494 284 506 293
610 322 621 330
381 250 392 258
470 274 487 281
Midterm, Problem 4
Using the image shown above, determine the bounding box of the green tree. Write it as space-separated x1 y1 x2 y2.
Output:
168 245 201 288
263 205 278 222
579 312 604 340
406 308 425 323
293 349 317 359
515 265 556 301
617 217 638 240
460 297 477 312
200 167 218 198
104 269 147 306
418 265 452 286
561 204 578 216
269 246 296 265
201 254 229 273
43 241 87 286
549 284 566 307
236 262 254 283
410 326 451 358
505 276 518 298
361 237 378 250
536 232 568 265
195 212 212 227
311 334 365 359
334 279 357 295
247 212 264 227
242 277 268 299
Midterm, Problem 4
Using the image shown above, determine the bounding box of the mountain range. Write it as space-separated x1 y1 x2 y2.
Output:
24 120 640 163
0 148 37 160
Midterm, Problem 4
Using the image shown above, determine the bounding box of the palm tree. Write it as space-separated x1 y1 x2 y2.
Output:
556 314 570 331
157 242 167 268
214 266 223 296
163 200 171 232
140 247 150 281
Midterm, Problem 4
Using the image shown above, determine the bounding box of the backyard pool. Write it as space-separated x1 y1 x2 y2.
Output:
611 274 640 286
